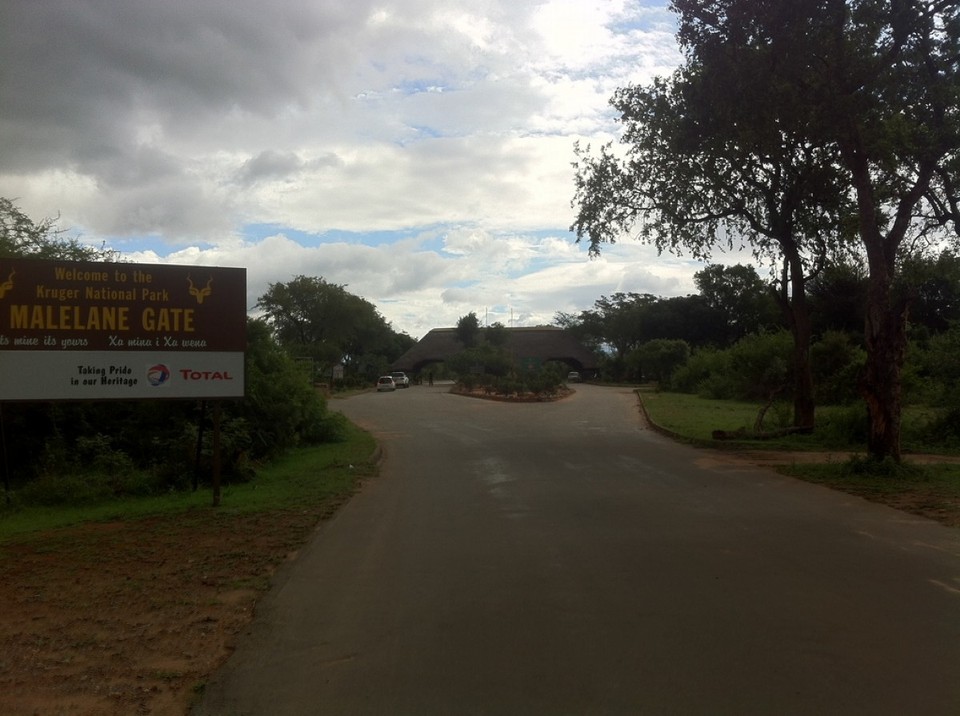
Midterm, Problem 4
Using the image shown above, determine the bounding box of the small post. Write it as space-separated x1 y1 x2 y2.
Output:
193 400 207 492
212 401 222 507
0 402 9 507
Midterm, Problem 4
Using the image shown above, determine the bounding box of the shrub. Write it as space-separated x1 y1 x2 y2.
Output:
670 347 730 394
727 330 794 401
811 331 865 405
909 325 960 407
632 339 691 385
816 405 870 447
912 407 960 450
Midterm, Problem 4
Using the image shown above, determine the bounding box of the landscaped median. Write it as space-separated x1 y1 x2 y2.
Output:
636 388 960 529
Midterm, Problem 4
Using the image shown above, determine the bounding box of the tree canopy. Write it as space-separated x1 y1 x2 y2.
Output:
256 275 410 383
455 312 481 348
572 1 960 458
1 197 118 262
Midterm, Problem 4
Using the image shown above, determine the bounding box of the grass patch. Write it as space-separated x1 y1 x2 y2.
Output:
638 390 959 454
639 391 827 449
639 389 960 527
0 421 376 544
780 461 960 528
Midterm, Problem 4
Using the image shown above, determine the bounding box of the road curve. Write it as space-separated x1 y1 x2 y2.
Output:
196 383 960 715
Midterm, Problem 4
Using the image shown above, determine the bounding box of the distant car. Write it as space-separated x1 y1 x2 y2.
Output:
390 371 411 388
377 375 396 391
566 371 582 383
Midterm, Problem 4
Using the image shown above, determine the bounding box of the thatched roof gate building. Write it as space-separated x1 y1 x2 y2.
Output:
390 327 598 375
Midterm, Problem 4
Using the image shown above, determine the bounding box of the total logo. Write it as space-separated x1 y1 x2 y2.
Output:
146 364 235 387
178 368 235 381
146 364 171 387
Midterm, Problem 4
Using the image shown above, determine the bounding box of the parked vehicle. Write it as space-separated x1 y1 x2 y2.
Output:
377 375 397 391
390 371 411 388
566 371 582 383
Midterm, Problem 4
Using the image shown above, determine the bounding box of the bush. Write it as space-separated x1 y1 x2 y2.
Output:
727 330 793 401
632 339 691 385
909 325 960 407
670 347 730 394
308 410 350 444
912 407 960 450
811 331 865 405
816 404 870 447
17 432 169 506
235 319 344 460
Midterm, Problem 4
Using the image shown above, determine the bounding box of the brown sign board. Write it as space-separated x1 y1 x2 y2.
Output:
0 258 246 400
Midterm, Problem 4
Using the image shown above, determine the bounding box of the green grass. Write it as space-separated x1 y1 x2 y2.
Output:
638 390 829 449
639 388 960 527
779 461 960 528
639 390 755 440
638 389 957 454
0 421 377 543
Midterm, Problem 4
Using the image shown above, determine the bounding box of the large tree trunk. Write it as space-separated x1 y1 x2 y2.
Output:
861 272 909 462
775 253 816 430
849 156 918 463
789 265 816 430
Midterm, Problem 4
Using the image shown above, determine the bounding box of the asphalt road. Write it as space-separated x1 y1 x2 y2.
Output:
196 383 960 715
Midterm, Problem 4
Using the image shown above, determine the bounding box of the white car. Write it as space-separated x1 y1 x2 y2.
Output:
390 371 411 388
377 375 396 391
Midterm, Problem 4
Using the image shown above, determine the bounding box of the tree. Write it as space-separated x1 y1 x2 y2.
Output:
575 1 960 458
1 197 118 261
484 322 509 347
632 339 691 384
806 260 868 338
592 293 654 359
901 250 960 337
236 318 344 458
694 264 780 344
692 0 959 460
0 199 122 493
455 312 481 348
572 27 852 430
257 276 398 381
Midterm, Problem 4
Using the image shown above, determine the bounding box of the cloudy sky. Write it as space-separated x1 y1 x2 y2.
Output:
1 0 714 338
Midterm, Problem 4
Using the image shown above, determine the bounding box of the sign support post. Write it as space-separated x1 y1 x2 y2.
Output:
212 401 222 507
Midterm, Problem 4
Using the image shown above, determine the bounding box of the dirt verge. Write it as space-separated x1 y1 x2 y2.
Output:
0 506 336 716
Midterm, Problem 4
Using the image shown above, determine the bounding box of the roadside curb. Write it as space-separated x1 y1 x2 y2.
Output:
634 388 707 447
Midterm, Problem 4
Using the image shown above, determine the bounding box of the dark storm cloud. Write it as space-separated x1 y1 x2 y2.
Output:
235 149 343 187
0 0 370 174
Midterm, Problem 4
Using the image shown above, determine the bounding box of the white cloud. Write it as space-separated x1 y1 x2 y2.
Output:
0 1 694 336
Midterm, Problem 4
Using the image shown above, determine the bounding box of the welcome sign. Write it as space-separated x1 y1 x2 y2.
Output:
0 258 246 400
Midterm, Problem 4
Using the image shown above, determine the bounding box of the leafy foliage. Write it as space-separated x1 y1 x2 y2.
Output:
1 197 118 261
573 0 960 457
0 204 412 511
455 312 481 348
256 275 411 384
694 264 780 344
810 331 866 406
231 319 345 461
447 329 566 398
630 339 690 384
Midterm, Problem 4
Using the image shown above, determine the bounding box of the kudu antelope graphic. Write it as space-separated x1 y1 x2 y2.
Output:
0 267 15 298
187 275 213 304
